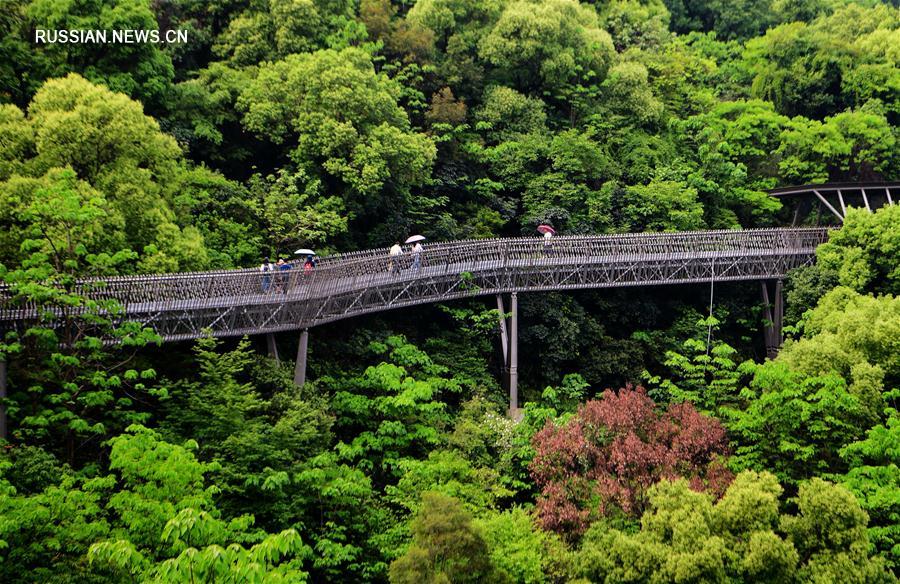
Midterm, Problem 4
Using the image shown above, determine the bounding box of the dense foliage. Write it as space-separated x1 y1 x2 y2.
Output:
531 387 732 536
1 0 899 581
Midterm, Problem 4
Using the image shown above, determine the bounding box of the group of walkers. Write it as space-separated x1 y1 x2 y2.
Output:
258 236 424 294
389 240 424 274
259 254 317 293
260 225 553 292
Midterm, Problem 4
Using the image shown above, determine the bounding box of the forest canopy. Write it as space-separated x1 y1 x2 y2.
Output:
0 0 899 581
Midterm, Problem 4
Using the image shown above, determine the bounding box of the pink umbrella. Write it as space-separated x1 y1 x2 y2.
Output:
537 225 556 235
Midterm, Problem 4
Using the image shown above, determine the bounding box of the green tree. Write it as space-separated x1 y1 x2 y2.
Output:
777 109 897 185
386 450 512 514
323 336 456 482
6 0 174 109
293 450 388 581
1 169 162 465
165 63 257 168
725 360 872 484
682 100 789 189
786 205 900 324
213 0 363 66
478 0 615 94
816 206 900 296
475 86 548 144
247 168 349 255
161 336 334 527
447 396 528 494
238 48 436 244
782 478 895 583
0 425 310 583
644 321 744 414
576 471 894 583
744 4 900 121
0 74 227 272
617 178 706 231
838 413 900 571
389 492 501 584
599 0 670 53
664 0 779 40
779 287 900 412
476 507 566 584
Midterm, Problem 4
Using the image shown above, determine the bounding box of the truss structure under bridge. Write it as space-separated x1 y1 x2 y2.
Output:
770 182 898 223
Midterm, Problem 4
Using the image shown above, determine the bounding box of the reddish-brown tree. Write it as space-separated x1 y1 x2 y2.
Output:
530 386 732 537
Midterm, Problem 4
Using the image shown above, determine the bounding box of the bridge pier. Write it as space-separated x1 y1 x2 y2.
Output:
761 280 784 358
509 292 519 418
496 293 520 418
496 295 509 368
266 333 280 364
294 329 309 387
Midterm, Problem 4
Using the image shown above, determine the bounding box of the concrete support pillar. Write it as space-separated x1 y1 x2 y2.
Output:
0 355 7 441
774 280 784 346
509 292 518 417
294 329 309 387
266 333 280 364
761 281 784 358
496 295 508 368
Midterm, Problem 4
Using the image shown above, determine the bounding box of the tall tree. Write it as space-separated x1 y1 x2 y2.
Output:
531 386 732 537
0 169 161 465
389 492 501 584
238 48 436 245
0 74 229 272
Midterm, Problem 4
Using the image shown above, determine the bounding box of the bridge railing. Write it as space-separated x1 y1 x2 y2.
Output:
0 228 831 319
310 227 829 279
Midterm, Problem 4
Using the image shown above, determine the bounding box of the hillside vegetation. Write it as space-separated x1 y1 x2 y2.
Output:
0 0 898 581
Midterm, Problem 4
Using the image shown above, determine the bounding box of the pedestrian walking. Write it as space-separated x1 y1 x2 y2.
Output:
260 257 274 292
389 241 403 274
538 224 556 257
276 258 292 292
410 241 423 272
303 254 316 275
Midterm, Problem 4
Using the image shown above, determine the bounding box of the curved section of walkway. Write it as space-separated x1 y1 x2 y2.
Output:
768 181 900 198
0 228 830 341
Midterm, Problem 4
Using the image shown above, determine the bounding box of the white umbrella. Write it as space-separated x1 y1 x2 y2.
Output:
294 248 316 256
405 235 426 244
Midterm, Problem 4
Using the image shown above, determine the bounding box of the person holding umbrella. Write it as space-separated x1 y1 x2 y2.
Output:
294 248 317 285
405 235 426 272
538 224 555 256
303 254 316 275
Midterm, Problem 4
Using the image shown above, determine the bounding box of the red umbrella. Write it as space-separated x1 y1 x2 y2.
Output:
537 225 556 235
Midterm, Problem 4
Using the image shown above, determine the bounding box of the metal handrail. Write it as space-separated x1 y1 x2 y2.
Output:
0 227 832 337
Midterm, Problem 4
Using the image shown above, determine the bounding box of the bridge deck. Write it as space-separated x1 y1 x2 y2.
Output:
0 227 830 341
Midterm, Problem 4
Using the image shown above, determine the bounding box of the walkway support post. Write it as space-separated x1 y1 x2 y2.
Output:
294 329 309 387
509 292 518 418
761 281 784 358
496 295 509 368
774 280 784 346
0 355 7 441
266 333 280 364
